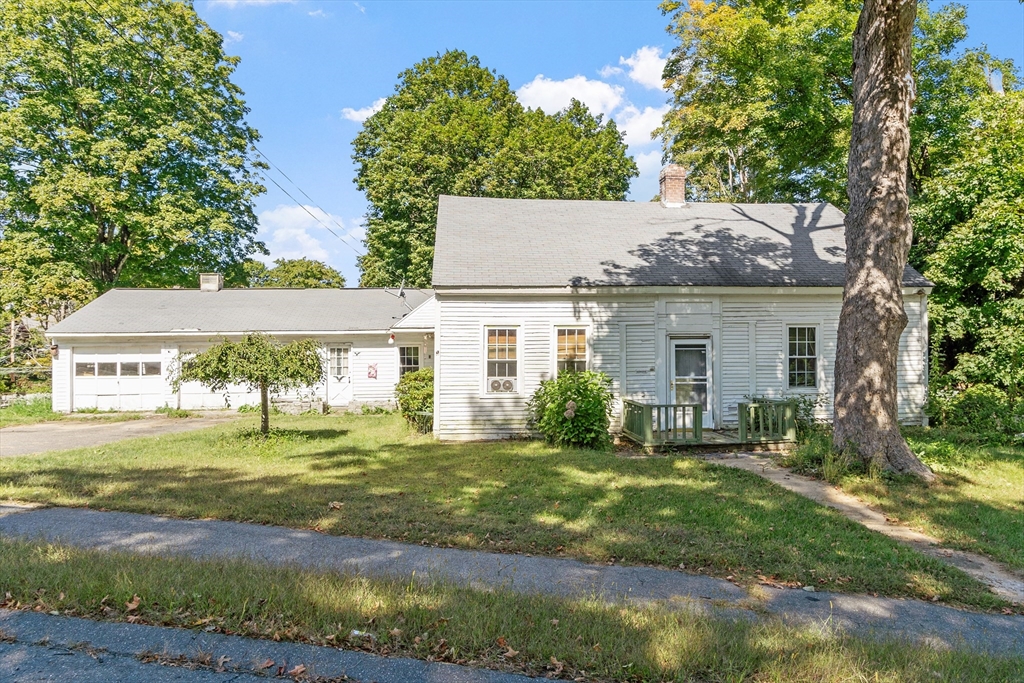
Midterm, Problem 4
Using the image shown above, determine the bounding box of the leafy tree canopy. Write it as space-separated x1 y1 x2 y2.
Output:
659 0 1015 205
0 0 267 292
353 50 638 287
913 91 1024 396
244 258 346 289
0 233 95 330
171 333 324 434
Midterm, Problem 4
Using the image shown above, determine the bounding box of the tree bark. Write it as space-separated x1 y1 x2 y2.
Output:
260 383 270 436
834 0 935 481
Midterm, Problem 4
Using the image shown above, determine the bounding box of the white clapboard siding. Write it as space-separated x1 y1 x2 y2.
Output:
51 346 71 413
719 321 750 423
434 298 656 440
624 323 657 401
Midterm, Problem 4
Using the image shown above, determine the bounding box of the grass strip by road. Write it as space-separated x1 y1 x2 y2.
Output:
0 413 1007 609
0 537 1019 683
0 400 148 428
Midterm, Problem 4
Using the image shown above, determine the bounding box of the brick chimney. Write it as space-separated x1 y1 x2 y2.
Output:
659 164 687 207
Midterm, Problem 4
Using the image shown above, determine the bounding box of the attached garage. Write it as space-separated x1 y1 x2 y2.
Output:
71 347 164 411
46 282 435 414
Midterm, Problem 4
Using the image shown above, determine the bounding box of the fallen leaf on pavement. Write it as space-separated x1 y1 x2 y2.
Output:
288 664 306 676
258 659 274 670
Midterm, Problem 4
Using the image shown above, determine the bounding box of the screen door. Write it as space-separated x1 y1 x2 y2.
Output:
671 341 711 423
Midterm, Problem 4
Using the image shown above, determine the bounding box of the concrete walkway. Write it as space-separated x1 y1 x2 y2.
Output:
0 608 532 683
0 414 238 457
1 505 1021 657
701 452 1024 603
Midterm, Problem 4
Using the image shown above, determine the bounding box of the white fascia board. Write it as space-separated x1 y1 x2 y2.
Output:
45 329 393 340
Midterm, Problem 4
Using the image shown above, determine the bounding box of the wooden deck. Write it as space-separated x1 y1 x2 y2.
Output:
621 399 797 450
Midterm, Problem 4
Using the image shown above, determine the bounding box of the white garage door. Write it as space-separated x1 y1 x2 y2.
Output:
73 347 165 411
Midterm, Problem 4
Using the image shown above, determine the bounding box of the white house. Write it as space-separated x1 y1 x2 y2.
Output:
429 167 931 441
46 278 435 412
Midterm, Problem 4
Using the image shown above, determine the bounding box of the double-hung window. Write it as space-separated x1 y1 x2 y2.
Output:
399 346 420 376
486 327 517 393
556 328 588 374
788 326 817 388
330 347 349 378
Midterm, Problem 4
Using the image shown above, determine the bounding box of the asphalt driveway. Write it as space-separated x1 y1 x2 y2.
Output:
0 414 238 457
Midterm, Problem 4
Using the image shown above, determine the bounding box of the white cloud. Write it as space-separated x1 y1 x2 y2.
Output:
353 2 366 13
631 150 665 202
615 104 669 148
224 30 244 43
308 9 328 18
517 75 624 116
257 204 358 263
598 64 623 78
341 97 386 123
620 46 667 91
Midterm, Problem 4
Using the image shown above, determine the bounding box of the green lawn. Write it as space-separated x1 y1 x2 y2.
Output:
1 537 1019 683
0 413 1005 609
0 400 145 428
840 428 1024 573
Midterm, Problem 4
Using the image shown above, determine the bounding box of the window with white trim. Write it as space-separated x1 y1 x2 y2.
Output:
788 326 817 388
556 327 588 374
329 347 349 378
486 327 517 393
399 346 420 376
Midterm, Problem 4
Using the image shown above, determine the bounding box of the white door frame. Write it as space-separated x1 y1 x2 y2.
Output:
669 337 713 428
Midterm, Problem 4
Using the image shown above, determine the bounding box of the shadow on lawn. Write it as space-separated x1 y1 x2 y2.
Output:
0 426 1007 608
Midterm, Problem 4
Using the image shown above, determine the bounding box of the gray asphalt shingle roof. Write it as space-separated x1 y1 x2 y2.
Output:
433 196 930 288
48 288 432 335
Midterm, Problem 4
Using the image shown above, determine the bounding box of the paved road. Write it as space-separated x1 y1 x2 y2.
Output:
0 609 531 683
0 415 238 457
1 505 1021 656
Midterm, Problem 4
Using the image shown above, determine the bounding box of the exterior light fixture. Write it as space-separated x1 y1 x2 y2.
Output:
388 333 395 345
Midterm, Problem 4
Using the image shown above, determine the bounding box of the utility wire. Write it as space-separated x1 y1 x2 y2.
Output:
79 0 365 258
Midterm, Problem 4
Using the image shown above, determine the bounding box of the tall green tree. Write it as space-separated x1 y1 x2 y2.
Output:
659 0 1014 205
0 0 266 292
352 51 637 287
912 91 1024 397
244 258 346 289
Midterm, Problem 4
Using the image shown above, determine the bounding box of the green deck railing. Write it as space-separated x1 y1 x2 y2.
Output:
622 399 703 446
737 399 797 442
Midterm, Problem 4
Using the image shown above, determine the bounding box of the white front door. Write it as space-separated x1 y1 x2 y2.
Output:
670 340 712 427
327 346 353 407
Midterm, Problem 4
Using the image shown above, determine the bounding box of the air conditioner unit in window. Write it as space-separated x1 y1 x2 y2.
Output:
489 378 516 393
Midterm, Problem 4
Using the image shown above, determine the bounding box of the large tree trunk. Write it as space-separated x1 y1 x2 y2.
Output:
834 0 934 481
260 383 270 436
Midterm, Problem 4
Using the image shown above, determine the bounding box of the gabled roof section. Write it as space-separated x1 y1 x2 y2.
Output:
433 196 931 289
391 294 436 330
48 288 433 336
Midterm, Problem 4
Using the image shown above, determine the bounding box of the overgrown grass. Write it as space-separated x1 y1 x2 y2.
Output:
0 538 1018 683
0 398 63 428
0 413 1005 609
844 428 1024 573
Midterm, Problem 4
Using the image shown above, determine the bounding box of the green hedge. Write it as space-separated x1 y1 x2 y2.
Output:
395 367 433 433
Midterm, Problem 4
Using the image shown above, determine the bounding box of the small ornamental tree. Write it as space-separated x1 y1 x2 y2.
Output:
171 333 324 435
527 370 614 450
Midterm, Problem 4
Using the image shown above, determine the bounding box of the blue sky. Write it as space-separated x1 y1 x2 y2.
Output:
195 0 1024 287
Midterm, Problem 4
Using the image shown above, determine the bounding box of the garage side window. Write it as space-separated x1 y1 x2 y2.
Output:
486 327 517 393
75 362 96 377
142 362 161 376
329 347 349 378
120 362 140 376
556 328 588 374
788 326 817 388
97 362 118 376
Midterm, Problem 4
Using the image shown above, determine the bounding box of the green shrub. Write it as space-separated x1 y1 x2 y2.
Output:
931 384 1014 435
155 405 192 418
394 367 433 432
527 370 613 449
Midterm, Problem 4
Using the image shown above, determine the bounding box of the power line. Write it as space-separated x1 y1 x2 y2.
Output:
78 0 365 258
